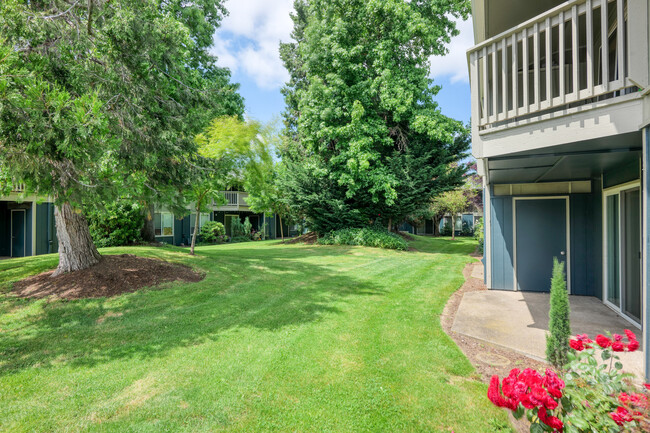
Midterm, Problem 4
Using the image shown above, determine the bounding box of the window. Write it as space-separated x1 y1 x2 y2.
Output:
154 212 174 236
190 213 211 233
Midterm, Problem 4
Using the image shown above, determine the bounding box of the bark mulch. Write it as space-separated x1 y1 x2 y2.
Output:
283 232 318 245
12 254 204 300
442 258 548 433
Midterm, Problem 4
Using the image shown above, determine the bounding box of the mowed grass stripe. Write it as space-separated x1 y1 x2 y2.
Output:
0 237 512 433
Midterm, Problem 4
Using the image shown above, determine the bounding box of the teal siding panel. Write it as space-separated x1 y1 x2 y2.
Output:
36 203 49 255
0 202 9 256
25 205 32 256
490 194 514 290
157 236 174 245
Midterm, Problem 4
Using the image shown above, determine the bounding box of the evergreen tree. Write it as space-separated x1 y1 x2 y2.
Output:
546 258 571 368
0 0 242 273
278 0 471 233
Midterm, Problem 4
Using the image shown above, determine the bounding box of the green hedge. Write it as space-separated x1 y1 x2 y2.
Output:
319 227 408 250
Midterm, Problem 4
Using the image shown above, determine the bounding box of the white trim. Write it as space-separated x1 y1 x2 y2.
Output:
602 180 643 328
643 129 648 378
10 209 26 258
484 181 492 288
513 196 571 293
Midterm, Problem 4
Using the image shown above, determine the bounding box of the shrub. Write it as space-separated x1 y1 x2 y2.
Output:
546 258 570 369
231 218 249 238
461 220 474 236
87 202 144 247
440 222 453 236
199 221 226 243
319 227 407 250
230 235 251 243
474 217 484 254
243 217 253 238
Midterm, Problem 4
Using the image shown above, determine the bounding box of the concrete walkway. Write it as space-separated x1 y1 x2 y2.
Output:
452 290 644 376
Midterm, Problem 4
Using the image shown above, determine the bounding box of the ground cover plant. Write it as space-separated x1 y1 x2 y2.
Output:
0 237 511 432
319 227 408 250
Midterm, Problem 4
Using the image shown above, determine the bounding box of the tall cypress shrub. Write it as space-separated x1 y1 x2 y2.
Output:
546 258 571 368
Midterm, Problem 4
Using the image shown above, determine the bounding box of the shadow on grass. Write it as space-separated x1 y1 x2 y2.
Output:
0 245 384 376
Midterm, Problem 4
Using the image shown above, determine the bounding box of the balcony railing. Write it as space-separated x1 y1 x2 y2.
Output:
468 0 639 131
219 191 249 208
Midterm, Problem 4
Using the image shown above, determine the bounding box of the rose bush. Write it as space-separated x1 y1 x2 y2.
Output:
488 330 649 432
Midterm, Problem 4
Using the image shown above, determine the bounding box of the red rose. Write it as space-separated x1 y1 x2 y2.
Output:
488 375 518 410
569 339 584 351
613 333 623 342
612 341 625 352
610 406 634 426
538 407 564 432
596 334 612 348
624 329 637 341
627 339 640 352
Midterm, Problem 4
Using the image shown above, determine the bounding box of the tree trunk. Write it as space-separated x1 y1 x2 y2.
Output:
53 202 102 276
141 203 156 243
388 217 392 232
279 214 284 241
190 205 201 255
433 216 441 237
451 215 456 241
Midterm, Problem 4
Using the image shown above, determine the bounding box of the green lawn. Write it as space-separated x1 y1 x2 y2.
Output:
0 237 511 432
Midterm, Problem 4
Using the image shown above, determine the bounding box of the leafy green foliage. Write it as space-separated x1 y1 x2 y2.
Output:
199 221 226 243
546 259 570 368
475 217 484 254
187 116 272 253
431 187 469 240
440 223 453 237
562 343 639 432
320 227 407 250
278 0 471 232
87 202 145 248
0 0 242 207
231 218 250 238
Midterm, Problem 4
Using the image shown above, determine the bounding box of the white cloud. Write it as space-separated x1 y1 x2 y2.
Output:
212 0 295 89
213 5 475 89
429 17 475 84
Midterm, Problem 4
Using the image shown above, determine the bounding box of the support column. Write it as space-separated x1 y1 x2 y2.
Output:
641 127 650 381
484 177 492 288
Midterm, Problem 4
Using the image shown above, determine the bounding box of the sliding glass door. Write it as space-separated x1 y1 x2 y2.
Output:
604 184 642 325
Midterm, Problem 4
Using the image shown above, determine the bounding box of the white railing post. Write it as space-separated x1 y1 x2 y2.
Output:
467 0 633 131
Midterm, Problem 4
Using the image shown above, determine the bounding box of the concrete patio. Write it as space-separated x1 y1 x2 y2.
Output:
452 289 644 377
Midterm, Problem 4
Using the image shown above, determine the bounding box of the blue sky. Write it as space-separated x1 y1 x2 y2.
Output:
211 1 474 126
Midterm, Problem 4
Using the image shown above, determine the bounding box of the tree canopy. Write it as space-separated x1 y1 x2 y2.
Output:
0 0 243 273
278 0 472 233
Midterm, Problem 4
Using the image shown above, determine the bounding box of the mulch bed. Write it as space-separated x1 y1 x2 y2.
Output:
283 232 319 245
441 259 548 433
12 254 204 300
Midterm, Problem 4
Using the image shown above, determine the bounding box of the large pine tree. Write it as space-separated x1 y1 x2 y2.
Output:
279 0 471 233
0 0 243 273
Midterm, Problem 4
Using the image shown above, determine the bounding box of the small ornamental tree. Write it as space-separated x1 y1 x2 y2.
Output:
188 116 267 254
546 258 571 369
431 189 468 240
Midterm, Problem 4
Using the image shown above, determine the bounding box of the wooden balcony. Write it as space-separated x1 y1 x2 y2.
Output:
468 0 648 134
